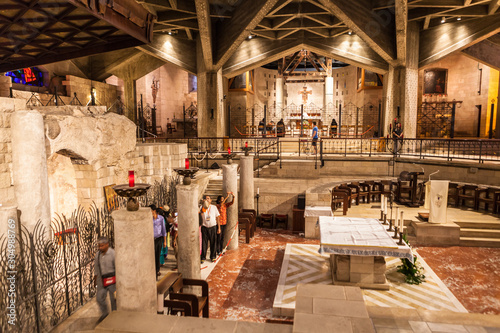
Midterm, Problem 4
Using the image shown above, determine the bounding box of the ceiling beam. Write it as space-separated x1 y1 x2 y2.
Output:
318 0 396 64
488 0 500 14
137 33 196 74
195 0 213 70
419 13 500 68
214 0 280 69
462 38 500 71
395 0 407 65
222 34 389 78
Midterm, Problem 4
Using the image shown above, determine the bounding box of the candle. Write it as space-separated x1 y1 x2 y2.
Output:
228 147 231 154
384 197 388 214
395 208 399 229
185 158 189 169
381 195 385 212
245 141 248 148
128 170 135 187
400 210 404 230
257 187 260 195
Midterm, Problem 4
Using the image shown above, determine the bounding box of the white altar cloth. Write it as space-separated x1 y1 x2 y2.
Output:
319 216 414 262
304 206 333 217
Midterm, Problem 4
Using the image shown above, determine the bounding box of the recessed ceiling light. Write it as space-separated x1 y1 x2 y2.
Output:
457 16 462 21
441 17 446 23
348 30 352 35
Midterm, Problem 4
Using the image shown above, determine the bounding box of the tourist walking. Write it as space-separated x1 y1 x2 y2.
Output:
216 192 235 256
152 206 167 278
94 236 116 323
311 121 319 154
200 195 220 263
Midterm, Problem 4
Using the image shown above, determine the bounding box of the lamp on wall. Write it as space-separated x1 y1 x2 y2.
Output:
91 87 96 106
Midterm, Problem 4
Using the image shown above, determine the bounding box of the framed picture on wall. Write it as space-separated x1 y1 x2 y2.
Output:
423 68 447 94
104 185 119 212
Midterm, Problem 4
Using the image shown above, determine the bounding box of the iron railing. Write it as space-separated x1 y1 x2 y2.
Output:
0 177 177 333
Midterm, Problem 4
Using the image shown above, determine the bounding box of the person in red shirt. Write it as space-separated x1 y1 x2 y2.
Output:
216 192 235 256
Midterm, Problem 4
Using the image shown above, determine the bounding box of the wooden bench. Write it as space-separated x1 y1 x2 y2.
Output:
163 277 209 318
156 272 181 314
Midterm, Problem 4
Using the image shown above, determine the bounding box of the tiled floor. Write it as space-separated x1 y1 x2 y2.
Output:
206 227 500 323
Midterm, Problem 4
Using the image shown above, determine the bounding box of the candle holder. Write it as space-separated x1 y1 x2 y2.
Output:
222 153 236 164
393 226 399 239
241 146 254 156
387 220 393 232
255 192 260 225
174 167 199 185
380 210 384 221
382 213 387 225
398 232 405 245
113 183 151 211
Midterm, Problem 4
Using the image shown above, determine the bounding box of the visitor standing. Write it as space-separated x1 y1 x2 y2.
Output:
216 192 235 256
94 236 116 323
311 121 319 154
152 207 167 278
200 195 220 263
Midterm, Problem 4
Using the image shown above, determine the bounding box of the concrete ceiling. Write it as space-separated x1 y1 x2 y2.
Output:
137 0 500 76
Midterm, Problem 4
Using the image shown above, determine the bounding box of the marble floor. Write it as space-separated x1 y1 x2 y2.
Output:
206 227 500 323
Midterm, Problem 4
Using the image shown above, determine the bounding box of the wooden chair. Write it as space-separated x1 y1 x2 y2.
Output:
367 181 383 203
380 180 396 198
448 183 460 206
334 185 352 208
457 184 478 208
397 180 412 203
275 214 289 229
352 181 370 204
331 189 349 215
238 216 252 243
157 272 181 314
475 187 500 212
260 213 274 228
163 277 209 318
241 209 257 235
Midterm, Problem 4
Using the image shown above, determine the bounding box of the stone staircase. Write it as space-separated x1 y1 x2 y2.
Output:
204 177 223 199
456 221 500 247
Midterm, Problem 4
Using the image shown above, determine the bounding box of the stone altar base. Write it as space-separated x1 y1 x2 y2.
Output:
410 220 460 246
330 254 390 291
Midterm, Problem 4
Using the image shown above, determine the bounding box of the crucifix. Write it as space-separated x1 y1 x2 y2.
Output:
299 86 312 104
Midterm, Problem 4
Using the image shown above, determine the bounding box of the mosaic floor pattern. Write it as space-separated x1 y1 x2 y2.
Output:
273 243 467 317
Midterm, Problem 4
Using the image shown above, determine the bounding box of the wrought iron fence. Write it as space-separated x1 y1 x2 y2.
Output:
0 177 176 333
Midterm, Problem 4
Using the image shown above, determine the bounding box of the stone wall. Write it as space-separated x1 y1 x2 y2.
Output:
0 97 26 205
0 98 187 223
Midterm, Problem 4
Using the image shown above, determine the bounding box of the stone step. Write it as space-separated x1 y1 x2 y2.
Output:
459 237 500 248
455 221 500 230
460 228 500 239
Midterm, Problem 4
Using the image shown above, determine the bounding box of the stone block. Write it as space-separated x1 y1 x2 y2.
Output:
351 256 363 264
358 273 375 284
373 274 386 284
351 263 375 274
0 172 11 187
0 128 10 143
350 272 361 283
362 256 375 264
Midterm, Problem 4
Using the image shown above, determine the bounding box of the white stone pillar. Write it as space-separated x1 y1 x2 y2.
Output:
276 77 284 116
112 208 156 313
325 76 334 108
223 164 238 250
239 156 254 210
11 110 51 236
0 206 18 239
176 183 201 280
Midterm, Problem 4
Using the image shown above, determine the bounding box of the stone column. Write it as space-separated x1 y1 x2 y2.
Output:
176 183 201 280
276 77 284 114
0 206 18 239
197 38 224 138
223 164 238 250
239 156 254 210
112 208 156 313
11 110 51 236
382 22 419 138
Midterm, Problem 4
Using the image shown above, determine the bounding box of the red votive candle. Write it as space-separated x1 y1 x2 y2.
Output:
128 170 135 187
245 142 248 148
185 158 189 169
228 147 231 154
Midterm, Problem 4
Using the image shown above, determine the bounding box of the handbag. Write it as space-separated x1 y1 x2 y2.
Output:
102 272 116 287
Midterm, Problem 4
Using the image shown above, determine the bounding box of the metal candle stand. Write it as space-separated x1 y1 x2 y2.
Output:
393 226 399 239
255 192 260 225
222 153 236 164
387 220 393 232
113 183 151 211
398 232 405 245
241 146 254 156
382 213 387 225
173 167 199 185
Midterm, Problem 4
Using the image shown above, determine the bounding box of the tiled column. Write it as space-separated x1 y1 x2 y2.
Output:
223 164 238 250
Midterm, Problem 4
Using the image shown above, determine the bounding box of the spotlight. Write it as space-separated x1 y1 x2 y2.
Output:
457 16 461 21
248 34 255 40
168 31 172 35
441 17 446 23
348 30 352 35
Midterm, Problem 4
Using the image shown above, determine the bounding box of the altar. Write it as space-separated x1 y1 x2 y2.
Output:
319 216 413 290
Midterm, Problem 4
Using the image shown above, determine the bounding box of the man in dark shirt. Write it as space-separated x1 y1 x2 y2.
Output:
94 236 116 322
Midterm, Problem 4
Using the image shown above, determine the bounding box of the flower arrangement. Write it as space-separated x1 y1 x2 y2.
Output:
396 234 426 285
